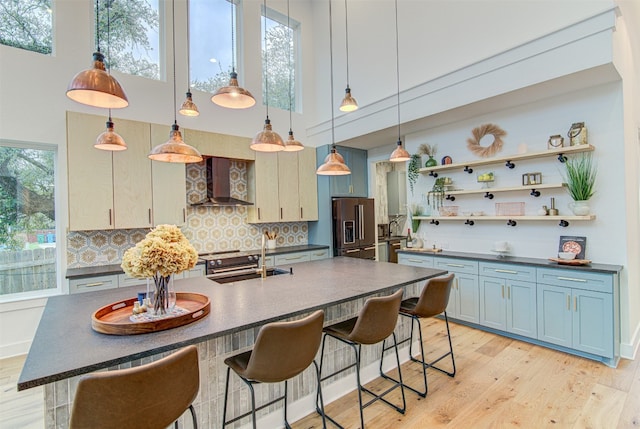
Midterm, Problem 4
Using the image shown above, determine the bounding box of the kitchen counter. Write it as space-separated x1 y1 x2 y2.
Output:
377 235 407 243
396 248 622 274
65 244 329 279
20 256 444 391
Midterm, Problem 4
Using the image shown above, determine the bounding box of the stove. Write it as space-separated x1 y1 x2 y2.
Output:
199 250 261 276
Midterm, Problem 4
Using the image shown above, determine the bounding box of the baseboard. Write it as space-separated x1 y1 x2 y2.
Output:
620 323 640 360
0 341 31 359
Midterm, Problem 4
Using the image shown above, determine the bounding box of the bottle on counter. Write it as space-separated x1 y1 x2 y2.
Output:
406 228 413 248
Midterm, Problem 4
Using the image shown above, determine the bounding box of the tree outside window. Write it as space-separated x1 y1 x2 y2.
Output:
262 8 298 112
0 145 57 296
0 0 52 55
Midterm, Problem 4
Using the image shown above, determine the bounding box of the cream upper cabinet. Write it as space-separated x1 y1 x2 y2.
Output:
278 152 300 222
297 149 318 221
150 124 187 226
183 128 254 161
248 152 280 223
67 112 153 231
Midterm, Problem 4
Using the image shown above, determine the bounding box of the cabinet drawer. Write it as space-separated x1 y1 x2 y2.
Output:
398 253 433 268
309 249 330 261
434 257 478 275
275 252 311 265
537 268 613 293
480 262 536 282
70 275 118 294
260 255 276 267
118 274 147 288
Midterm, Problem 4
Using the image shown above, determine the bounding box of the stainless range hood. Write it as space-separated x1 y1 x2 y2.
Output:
191 157 253 206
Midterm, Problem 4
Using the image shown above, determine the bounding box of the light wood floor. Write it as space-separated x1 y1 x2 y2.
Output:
1 319 638 429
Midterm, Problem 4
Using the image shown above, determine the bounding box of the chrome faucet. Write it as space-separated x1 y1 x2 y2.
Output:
389 217 400 237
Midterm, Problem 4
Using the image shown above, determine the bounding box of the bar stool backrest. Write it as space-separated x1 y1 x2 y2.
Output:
245 310 325 383
349 289 404 345
413 273 455 318
69 345 199 429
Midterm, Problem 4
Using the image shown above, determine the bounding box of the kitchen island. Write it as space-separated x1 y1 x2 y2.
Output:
19 257 446 428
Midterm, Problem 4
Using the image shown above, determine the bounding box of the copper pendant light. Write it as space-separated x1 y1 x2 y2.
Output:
211 0 256 109
95 110 127 151
251 0 285 152
148 0 202 164
339 0 357 112
283 0 303 152
317 0 351 175
66 0 128 109
389 0 410 163
179 2 199 117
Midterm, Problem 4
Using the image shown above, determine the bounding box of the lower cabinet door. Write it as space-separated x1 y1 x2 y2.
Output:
537 284 572 348
456 273 479 324
506 280 537 339
573 289 613 358
479 277 506 330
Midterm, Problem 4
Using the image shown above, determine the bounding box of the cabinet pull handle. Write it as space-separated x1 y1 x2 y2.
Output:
408 258 423 263
285 255 304 260
364 246 376 251
567 294 571 310
507 286 511 299
447 263 465 268
345 250 359 254
258 208 261 220
108 209 112 225
300 207 303 219
148 208 152 224
313 252 325 256
574 296 577 312
456 278 459 290
495 269 518 274
84 282 105 288
501 285 504 298
183 208 186 222
280 208 283 219
349 184 353 194
557 276 587 283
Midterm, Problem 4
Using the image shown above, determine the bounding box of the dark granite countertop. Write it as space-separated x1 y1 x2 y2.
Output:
396 249 623 274
20 257 444 391
65 244 330 279
377 236 407 243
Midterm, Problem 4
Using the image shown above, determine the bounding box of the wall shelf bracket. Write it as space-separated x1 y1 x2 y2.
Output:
464 166 473 174
484 192 494 199
505 160 515 169
430 219 439 225
465 219 475 226
530 189 541 197
428 171 438 178
507 219 517 226
557 154 567 163
559 220 569 227
446 194 455 201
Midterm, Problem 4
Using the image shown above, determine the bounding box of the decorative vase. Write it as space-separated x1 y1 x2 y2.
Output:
151 273 176 315
568 200 590 216
425 156 438 167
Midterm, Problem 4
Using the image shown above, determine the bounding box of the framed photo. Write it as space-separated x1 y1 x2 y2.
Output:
558 236 587 259
441 156 452 165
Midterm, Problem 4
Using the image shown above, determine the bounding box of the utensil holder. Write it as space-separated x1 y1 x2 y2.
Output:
267 239 276 249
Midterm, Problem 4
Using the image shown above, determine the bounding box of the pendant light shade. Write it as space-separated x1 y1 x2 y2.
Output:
212 1 255 109
95 114 127 151
252 0 284 152
389 0 409 163
148 1 202 164
283 130 304 152
179 90 199 116
283 0 304 152
390 139 410 162
251 118 285 152
317 0 350 175
339 0 357 112
211 72 256 109
149 123 202 163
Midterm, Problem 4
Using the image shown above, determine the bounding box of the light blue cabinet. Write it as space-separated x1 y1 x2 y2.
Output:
327 145 368 197
434 258 479 324
537 268 614 359
397 253 433 268
479 262 537 339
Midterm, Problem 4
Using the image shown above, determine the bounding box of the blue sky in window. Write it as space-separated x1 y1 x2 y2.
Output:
190 0 233 84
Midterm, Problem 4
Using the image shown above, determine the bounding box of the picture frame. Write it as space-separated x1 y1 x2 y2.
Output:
558 236 587 259
441 155 452 165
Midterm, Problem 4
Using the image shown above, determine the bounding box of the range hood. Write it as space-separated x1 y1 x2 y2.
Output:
191 157 253 206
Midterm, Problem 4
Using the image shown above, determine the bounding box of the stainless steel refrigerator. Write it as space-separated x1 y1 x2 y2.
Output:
332 197 376 259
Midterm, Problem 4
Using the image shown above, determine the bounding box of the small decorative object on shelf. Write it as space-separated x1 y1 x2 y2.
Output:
558 235 587 260
427 177 447 210
522 172 542 186
441 155 452 165
495 202 525 216
439 206 459 217
548 197 558 216
548 134 564 149
466 123 506 158
121 225 198 316
418 143 438 167
567 122 588 146
477 171 494 188
563 153 596 215
538 205 549 216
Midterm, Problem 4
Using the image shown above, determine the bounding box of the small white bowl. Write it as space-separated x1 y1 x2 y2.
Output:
558 252 577 260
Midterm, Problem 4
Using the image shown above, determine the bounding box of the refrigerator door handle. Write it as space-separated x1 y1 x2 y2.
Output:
358 204 364 240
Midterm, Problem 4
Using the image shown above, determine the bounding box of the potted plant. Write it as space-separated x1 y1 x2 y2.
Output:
419 143 438 167
408 153 421 195
427 177 448 210
563 153 596 215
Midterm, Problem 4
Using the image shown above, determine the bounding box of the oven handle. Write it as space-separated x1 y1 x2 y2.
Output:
209 264 258 274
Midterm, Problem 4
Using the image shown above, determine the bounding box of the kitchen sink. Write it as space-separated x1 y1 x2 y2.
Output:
208 267 291 284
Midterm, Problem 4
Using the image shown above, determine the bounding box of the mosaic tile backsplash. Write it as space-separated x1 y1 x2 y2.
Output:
67 160 308 268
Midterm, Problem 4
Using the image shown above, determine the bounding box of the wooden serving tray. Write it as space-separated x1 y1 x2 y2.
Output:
92 292 210 335
548 258 592 266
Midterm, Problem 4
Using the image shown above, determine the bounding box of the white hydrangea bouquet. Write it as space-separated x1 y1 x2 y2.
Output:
121 225 198 315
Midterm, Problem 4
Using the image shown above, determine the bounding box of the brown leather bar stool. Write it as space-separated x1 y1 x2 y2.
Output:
316 289 406 429
69 345 199 429
380 273 456 397
222 310 326 429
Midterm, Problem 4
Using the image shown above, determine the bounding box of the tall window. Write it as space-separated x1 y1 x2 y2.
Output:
189 0 238 92
0 0 53 55
96 0 161 80
262 6 299 112
0 144 57 297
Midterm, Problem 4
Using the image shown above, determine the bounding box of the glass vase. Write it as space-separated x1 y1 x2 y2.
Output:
151 273 176 315
425 156 438 167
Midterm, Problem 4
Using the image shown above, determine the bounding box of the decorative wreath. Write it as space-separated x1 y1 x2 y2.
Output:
466 123 507 158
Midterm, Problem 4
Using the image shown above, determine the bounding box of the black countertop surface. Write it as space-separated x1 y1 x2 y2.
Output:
65 244 330 279
396 248 623 274
20 257 444 391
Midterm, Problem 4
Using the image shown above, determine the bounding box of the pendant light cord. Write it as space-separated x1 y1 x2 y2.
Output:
95 0 100 53
186 0 191 88
171 0 177 124
287 0 292 130
263 0 270 120
329 0 335 147
395 0 401 141
344 0 350 87
230 0 236 73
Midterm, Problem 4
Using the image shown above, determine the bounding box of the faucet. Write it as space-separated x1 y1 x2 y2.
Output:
389 217 400 237
258 235 267 278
